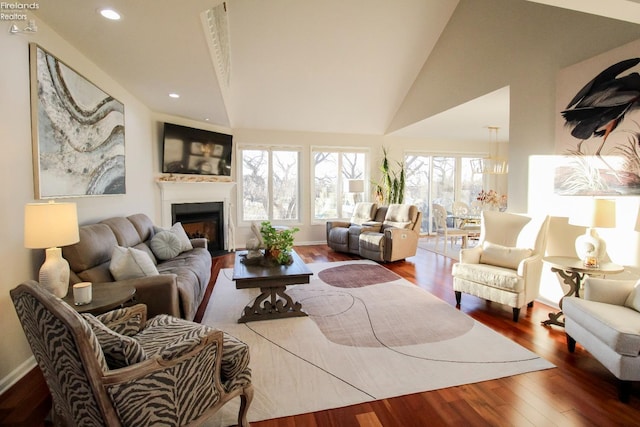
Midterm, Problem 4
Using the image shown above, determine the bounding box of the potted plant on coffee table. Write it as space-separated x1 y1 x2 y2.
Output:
260 221 300 265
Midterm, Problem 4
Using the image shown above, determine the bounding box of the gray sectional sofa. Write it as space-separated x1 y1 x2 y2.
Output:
62 213 212 320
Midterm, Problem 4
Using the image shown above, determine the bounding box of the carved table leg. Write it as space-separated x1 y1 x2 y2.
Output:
542 267 584 327
238 286 307 323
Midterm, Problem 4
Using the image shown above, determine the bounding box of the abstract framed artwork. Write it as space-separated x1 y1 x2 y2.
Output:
554 39 640 196
29 43 125 199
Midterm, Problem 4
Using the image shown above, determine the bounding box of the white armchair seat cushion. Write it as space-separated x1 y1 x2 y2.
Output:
564 296 640 357
452 263 524 292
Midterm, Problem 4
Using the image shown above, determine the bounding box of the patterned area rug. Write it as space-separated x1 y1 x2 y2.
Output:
202 260 553 425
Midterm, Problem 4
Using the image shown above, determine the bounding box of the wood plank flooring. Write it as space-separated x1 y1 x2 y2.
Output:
2 243 640 426
240 244 640 427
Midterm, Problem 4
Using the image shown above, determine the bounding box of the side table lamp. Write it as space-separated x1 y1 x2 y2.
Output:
24 201 80 298
570 198 616 268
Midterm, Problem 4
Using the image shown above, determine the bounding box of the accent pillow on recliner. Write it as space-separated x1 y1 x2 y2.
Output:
153 222 193 253
109 246 159 280
150 230 182 260
479 242 532 270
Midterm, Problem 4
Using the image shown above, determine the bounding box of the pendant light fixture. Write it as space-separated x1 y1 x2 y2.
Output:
471 126 508 174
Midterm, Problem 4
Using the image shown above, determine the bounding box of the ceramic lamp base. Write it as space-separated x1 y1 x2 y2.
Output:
38 247 70 298
575 228 606 268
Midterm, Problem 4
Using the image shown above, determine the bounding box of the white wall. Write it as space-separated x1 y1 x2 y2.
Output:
0 19 156 390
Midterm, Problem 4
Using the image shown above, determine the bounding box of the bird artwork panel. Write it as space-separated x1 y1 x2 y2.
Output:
555 40 640 196
29 43 125 199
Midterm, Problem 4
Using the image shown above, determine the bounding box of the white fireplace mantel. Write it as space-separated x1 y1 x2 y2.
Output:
157 180 236 249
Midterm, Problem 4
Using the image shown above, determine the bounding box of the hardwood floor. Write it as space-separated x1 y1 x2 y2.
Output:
2 243 639 426
247 245 640 427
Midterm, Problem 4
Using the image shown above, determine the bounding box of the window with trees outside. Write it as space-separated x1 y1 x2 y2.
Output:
240 147 300 222
404 154 483 234
313 149 367 221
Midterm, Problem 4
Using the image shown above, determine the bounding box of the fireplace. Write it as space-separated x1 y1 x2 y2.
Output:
171 202 226 256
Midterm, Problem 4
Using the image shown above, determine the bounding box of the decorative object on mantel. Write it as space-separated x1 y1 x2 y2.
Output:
569 198 616 268
476 189 507 211
259 221 299 265
157 174 233 183
24 201 80 298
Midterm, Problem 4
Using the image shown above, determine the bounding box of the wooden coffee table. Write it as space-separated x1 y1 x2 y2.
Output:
233 250 312 323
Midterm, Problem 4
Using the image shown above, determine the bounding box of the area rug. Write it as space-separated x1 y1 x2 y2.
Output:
202 260 553 425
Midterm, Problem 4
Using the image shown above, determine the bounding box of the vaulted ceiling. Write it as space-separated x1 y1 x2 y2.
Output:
33 0 640 141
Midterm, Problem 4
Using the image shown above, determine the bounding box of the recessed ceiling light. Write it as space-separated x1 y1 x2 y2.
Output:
169 93 180 99
99 8 121 20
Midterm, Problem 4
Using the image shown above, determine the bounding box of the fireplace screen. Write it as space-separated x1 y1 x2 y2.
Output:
171 202 225 255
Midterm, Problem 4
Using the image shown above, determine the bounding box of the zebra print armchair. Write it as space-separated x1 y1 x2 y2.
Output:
11 280 253 426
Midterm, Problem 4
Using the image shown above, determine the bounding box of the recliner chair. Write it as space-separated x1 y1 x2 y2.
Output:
326 202 379 254
358 204 422 262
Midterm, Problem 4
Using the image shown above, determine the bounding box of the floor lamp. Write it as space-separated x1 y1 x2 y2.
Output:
24 201 80 298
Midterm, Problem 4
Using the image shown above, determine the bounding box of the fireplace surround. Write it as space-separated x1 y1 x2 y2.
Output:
157 180 235 254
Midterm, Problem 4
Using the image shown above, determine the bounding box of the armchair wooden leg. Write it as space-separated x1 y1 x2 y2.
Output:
512 307 520 322
455 291 461 307
566 333 576 353
236 384 254 427
618 380 632 403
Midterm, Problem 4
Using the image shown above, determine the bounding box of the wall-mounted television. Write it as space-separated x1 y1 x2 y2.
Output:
162 122 232 176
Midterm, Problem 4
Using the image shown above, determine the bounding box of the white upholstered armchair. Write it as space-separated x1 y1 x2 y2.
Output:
451 211 550 322
564 277 640 402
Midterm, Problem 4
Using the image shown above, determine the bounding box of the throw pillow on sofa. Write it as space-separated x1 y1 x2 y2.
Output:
153 222 194 253
109 246 159 280
150 230 182 260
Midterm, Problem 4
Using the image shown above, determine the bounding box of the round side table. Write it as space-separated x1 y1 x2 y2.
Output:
63 282 136 315
541 256 623 327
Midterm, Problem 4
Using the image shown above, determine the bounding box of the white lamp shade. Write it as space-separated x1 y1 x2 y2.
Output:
24 202 80 249
570 198 616 229
348 179 364 193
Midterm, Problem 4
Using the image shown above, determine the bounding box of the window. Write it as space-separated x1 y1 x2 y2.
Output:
239 147 300 222
404 154 483 233
313 149 367 220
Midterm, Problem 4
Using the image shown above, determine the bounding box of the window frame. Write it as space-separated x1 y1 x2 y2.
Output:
310 146 370 224
237 143 302 226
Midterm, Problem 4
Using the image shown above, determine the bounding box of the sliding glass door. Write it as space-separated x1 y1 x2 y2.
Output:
404 154 483 234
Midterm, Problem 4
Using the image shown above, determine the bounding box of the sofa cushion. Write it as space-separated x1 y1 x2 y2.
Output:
564 297 640 357
109 246 159 280
479 242 532 270
137 315 250 381
82 313 147 369
382 204 417 229
150 231 183 260
350 202 377 225
63 224 118 273
451 262 524 292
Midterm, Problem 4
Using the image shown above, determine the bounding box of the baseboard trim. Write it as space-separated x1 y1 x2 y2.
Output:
0 356 36 395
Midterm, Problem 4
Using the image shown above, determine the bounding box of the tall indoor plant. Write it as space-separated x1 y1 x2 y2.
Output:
373 146 405 205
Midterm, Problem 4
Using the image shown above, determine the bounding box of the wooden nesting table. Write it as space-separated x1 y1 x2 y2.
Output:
232 250 312 323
